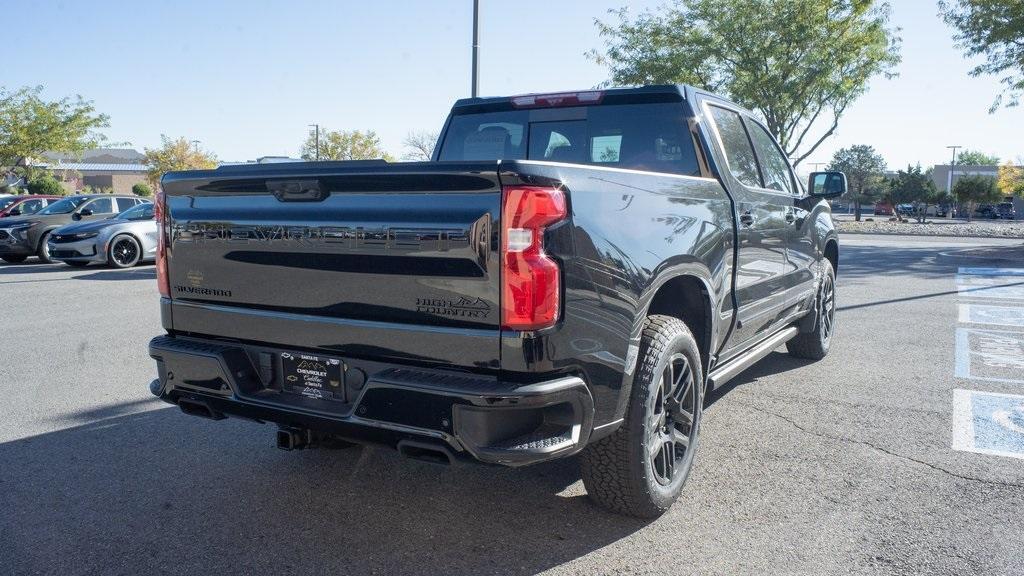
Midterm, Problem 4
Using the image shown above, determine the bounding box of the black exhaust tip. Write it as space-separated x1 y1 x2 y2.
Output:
177 398 225 420
397 440 455 466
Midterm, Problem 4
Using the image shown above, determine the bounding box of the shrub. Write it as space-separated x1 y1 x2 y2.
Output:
27 173 66 196
132 182 153 197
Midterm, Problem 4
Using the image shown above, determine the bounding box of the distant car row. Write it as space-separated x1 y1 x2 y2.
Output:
0 194 156 268
829 200 1017 219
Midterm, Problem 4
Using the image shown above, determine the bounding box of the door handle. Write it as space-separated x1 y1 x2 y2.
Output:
740 211 755 227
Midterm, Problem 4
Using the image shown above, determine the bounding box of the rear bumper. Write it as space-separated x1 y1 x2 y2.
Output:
148 335 594 466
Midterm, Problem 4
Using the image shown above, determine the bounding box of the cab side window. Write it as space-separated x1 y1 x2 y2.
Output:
746 121 796 195
116 197 137 212
87 197 114 214
707 105 761 188
18 199 44 214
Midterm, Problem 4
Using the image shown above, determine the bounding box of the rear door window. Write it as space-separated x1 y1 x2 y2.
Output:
116 197 137 212
707 105 762 188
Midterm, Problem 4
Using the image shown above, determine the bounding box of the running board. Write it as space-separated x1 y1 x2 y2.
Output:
707 326 799 390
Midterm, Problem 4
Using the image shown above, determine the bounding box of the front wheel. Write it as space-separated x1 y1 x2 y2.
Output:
787 259 836 360
580 315 703 518
108 235 141 268
36 232 53 263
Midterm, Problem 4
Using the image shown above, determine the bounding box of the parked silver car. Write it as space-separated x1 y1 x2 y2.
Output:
48 202 156 268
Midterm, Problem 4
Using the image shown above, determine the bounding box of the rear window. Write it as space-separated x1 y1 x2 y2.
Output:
438 103 701 176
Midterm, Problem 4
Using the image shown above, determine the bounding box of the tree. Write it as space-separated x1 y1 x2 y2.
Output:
402 131 438 161
886 164 938 223
954 174 1002 221
0 86 110 179
132 182 153 197
142 136 218 189
301 129 393 161
591 0 901 165
940 0 1024 111
26 173 65 196
827 145 887 221
954 149 1000 165
997 160 1024 196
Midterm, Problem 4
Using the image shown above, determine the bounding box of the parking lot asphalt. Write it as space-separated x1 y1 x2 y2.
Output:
2 234 1023 576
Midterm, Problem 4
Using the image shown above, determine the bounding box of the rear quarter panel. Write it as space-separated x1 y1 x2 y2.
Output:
499 161 734 425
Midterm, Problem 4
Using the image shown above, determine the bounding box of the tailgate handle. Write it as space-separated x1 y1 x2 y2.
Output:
267 179 326 202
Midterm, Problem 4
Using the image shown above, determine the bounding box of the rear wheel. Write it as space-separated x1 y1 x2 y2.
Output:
580 315 703 518
108 235 141 268
787 259 835 360
36 232 53 263
2 255 27 264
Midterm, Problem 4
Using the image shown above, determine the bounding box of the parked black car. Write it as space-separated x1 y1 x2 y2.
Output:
0 194 148 263
147 85 844 517
996 202 1016 220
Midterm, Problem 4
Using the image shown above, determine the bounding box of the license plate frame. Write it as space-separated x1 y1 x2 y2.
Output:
280 352 344 401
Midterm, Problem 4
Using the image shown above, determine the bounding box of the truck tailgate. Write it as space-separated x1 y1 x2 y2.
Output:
161 162 502 368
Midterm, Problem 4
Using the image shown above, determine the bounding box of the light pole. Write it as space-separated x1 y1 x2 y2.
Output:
191 140 200 153
471 0 480 97
946 145 961 192
309 124 320 160
947 145 961 219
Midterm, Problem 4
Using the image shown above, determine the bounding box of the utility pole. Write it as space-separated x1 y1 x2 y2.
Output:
309 124 320 160
809 162 827 172
471 0 480 97
191 140 200 153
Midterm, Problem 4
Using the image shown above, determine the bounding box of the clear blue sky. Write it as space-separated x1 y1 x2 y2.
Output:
8 0 1023 169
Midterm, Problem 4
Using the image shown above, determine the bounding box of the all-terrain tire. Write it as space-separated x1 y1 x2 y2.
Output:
580 315 704 518
787 259 836 360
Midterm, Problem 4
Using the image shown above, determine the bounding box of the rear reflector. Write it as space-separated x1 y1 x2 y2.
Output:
501 186 567 331
155 190 169 298
510 91 603 109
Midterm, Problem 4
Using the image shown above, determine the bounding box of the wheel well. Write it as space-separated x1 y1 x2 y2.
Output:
646 275 712 375
824 240 838 275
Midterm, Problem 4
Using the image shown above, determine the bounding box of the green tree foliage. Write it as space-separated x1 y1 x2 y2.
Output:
940 0 1024 111
886 164 938 223
401 131 438 161
827 144 887 221
955 149 1000 165
26 173 65 196
0 86 110 178
301 129 394 162
142 136 218 189
953 174 1002 221
997 160 1024 196
591 0 901 165
132 182 153 197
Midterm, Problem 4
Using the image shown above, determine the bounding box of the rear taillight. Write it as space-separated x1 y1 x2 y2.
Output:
501 186 567 331
155 190 169 298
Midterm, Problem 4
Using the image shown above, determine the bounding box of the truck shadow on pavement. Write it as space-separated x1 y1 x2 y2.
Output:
0 406 648 575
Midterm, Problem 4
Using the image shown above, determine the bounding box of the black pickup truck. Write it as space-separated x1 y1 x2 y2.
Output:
148 85 845 517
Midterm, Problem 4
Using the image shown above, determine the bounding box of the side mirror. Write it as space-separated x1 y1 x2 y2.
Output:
808 171 847 199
